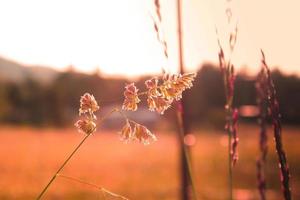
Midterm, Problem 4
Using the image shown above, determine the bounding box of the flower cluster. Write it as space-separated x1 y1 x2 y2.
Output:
73 72 196 145
122 72 196 114
119 120 157 145
75 93 99 135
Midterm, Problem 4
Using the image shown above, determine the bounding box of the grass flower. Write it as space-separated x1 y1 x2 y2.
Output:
174 72 196 89
148 96 172 114
79 93 100 117
119 119 157 145
75 93 99 135
119 120 133 142
122 83 141 111
146 72 196 114
133 123 157 145
74 119 96 135
161 73 196 100
122 72 196 115
145 77 160 97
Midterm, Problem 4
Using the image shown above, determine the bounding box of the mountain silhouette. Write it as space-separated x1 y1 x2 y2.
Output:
0 56 58 84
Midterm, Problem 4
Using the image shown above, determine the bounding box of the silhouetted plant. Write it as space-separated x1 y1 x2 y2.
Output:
216 0 239 199
256 62 269 200
259 50 292 200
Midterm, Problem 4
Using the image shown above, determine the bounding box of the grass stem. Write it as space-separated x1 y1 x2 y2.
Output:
36 133 91 200
36 108 117 199
227 115 233 200
176 108 198 200
57 174 129 200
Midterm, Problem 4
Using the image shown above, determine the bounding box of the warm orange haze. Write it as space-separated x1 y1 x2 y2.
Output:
0 0 299 76
1 126 299 199
0 0 300 200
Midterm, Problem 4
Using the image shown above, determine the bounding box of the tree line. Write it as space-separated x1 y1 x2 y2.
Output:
0 63 299 127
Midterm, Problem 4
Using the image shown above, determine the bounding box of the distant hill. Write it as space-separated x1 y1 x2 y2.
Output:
0 57 59 84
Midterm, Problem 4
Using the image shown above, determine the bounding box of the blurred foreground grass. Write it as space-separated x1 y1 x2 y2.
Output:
0 124 299 200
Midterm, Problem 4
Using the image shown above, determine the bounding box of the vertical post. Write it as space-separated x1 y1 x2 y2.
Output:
177 0 191 199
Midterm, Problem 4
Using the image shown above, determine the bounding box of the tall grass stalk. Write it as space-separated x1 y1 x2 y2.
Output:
260 50 292 200
36 108 117 200
216 2 239 199
217 29 238 200
256 68 269 200
226 108 233 200
177 0 198 199
176 103 198 200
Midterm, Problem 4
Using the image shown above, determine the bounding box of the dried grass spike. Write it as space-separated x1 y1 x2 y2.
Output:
260 50 292 200
122 83 141 111
149 96 172 114
179 72 197 89
79 93 100 116
145 77 160 97
133 123 157 145
119 120 133 142
74 119 96 135
231 108 239 166
154 0 161 21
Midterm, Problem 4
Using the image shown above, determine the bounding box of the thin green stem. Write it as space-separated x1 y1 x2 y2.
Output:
36 108 117 200
57 174 129 200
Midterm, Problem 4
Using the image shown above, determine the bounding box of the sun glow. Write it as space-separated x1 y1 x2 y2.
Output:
0 0 173 76
0 0 299 76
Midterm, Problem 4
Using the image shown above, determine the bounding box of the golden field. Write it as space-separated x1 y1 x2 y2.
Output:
0 124 299 200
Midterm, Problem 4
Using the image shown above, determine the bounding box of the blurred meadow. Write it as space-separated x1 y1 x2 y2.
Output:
0 124 299 200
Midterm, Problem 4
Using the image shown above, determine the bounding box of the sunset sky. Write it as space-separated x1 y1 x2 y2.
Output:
0 0 299 76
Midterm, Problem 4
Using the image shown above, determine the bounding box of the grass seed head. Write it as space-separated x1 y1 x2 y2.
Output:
122 83 141 111
74 119 96 135
119 120 133 142
79 93 100 116
133 123 157 145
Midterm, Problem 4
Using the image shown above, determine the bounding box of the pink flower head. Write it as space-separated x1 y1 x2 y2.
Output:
119 120 133 142
74 119 96 135
79 93 99 116
122 83 141 111
133 123 157 145
145 77 160 97
147 96 172 115
161 72 196 101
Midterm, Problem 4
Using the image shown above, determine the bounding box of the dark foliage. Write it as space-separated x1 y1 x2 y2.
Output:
0 64 300 127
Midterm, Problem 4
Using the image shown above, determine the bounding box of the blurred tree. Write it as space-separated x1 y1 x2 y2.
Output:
0 65 300 127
